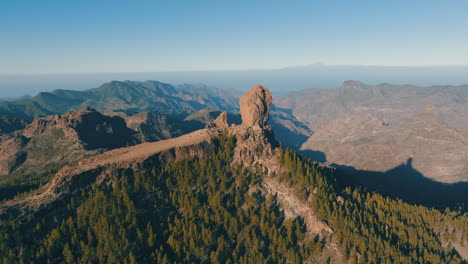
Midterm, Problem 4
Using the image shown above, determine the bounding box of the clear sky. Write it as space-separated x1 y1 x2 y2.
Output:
1 0 468 74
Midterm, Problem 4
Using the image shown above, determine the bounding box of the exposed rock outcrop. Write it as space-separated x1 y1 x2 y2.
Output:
214 111 229 129
231 85 279 171
230 125 279 172
23 107 136 150
239 85 272 127
186 109 225 124
0 107 136 176
0 85 280 222
0 133 29 175
46 129 219 196
111 111 205 143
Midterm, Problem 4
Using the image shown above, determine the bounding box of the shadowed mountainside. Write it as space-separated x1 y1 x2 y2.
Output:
1 85 467 263
0 107 137 177
0 85 280 223
300 149 468 210
0 80 313 149
0 80 241 129
276 80 468 131
278 81 468 184
301 112 468 183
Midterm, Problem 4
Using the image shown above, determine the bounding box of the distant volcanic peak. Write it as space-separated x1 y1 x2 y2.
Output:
239 85 273 127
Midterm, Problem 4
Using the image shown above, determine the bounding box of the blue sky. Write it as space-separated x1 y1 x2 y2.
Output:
1 0 468 74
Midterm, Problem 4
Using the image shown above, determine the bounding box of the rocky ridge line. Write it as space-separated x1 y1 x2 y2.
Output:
0 85 280 222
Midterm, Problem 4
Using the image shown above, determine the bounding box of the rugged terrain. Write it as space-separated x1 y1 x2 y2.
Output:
109 111 205 142
0 80 311 147
302 111 468 183
0 85 467 263
1 79 467 206
0 114 27 135
0 85 279 223
0 107 136 177
276 80 468 130
0 80 312 181
276 81 468 186
0 80 241 135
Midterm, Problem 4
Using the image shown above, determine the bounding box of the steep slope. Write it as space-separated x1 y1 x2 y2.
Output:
0 85 467 263
111 111 205 142
0 80 241 120
277 81 468 185
0 79 313 149
302 112 468 183
0 107 136 177
186 108 313 149
0 86 278 221
0 114 28 136
276 80 468 130
185 109 242 125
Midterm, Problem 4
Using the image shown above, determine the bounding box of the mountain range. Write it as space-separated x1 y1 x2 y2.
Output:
3 64 468 97
0 81 240 121
275 80 468 178
0 85 466 263
0 79 467 209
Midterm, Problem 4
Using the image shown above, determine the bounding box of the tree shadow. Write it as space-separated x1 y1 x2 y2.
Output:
299 150 327 163
302 150 468 211
270 122 311 149
269 107 314 149
271 105 294 116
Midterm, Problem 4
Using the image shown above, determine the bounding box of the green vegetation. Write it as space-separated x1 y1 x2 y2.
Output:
0 136 467 263
278 148 467 264
0 135 321 263
0 165 60 202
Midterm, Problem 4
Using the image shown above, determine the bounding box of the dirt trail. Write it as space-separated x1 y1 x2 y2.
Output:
82 129 214 168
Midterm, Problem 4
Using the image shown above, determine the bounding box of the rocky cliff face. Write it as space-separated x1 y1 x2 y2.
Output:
0 107 136 176
0 133 29 175
0 85 280 222
112 111 205 143
230 85 279 171
24 107 136 150
205 86 279 171
239 85 272 127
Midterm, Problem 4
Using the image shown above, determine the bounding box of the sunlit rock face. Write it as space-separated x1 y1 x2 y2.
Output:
232 85 279 172
239 85 273 127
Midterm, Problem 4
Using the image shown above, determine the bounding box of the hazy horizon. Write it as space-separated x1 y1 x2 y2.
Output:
1 63 468 98
2 1 468 97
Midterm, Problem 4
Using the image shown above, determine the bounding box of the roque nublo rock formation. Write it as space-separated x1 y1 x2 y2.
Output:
0 85 279 223
239 85 272 127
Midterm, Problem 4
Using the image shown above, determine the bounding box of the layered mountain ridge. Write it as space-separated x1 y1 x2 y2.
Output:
0 85 280 223
0 107 136 177
1 85 467 263
1 79 467 207
276 81 468 185
276 80 468 130
0 80 240 133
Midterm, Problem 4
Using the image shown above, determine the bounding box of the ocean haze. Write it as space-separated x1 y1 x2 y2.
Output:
1 64 468 98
